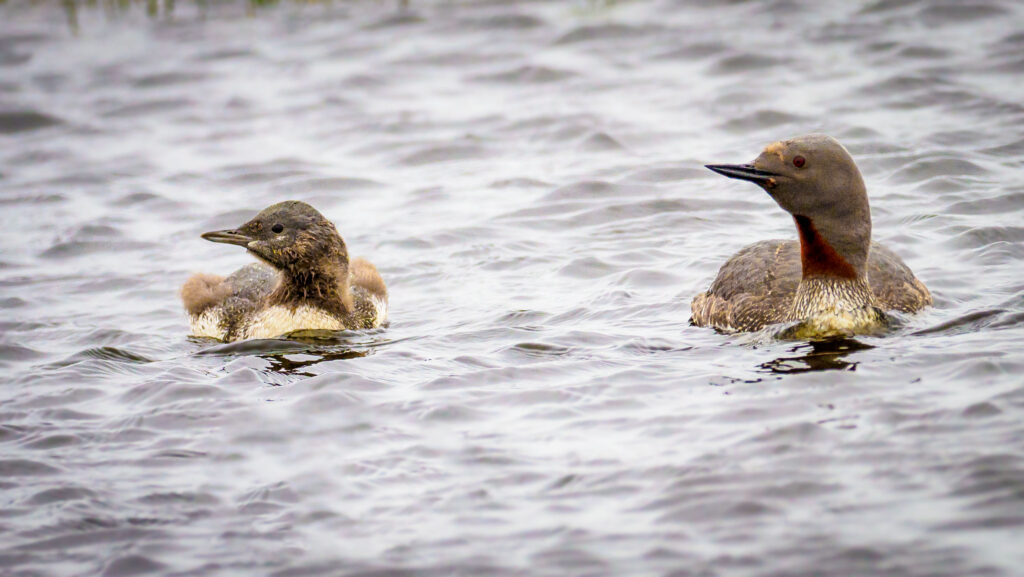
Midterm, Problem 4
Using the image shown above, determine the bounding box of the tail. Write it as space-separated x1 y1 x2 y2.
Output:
350 258 387 300
180 273 230 317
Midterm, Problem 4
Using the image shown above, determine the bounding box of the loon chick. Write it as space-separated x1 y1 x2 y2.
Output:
691 134 931 337
181 200 388 341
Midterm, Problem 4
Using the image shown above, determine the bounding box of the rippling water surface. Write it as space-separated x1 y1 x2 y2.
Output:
2 1 1024 575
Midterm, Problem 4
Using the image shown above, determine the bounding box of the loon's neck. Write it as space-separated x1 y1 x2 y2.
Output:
788 212 880 335
268 255 353 315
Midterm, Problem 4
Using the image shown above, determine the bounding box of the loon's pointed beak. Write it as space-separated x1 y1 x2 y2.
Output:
705 163 779 186
201 229 253 247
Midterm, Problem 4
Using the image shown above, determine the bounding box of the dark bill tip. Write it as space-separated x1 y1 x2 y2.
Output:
201 230 253 247
705 163 778 185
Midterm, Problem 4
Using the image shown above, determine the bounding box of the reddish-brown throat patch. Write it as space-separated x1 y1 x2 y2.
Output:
793 215 858 280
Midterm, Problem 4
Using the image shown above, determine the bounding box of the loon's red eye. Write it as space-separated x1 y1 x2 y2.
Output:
793 156 806 168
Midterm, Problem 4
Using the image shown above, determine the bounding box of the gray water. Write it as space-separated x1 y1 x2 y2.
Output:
2 1 1024 576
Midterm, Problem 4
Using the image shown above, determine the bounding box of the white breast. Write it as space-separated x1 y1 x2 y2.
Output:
190 298 386 342
240 305 347 340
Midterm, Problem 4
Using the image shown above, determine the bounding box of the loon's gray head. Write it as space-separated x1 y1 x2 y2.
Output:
706 134 871 280
202 201 348 272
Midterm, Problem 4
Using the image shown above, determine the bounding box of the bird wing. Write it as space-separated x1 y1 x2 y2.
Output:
866 243 933 313
691 240 800 332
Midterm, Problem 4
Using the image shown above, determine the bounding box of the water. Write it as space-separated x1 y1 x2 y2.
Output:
2 1 1024 575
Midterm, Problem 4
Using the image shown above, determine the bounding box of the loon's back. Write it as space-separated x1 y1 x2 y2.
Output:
691 240 932 333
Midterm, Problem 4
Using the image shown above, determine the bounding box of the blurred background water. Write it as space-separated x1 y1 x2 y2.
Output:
2 1 1024 575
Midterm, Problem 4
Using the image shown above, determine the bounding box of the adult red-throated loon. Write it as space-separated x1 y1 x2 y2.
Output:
691 134 931 337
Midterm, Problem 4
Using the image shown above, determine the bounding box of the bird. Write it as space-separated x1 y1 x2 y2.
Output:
181 200 388 342
691 134 931 338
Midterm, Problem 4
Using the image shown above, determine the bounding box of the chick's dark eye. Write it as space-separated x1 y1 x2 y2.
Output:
793 156 806 168
272 223 284 234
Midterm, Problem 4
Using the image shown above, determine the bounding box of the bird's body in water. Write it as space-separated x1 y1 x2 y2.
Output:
691 134 931 338
181 201 387 342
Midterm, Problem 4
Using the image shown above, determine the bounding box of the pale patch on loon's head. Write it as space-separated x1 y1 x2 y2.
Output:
705 134 873 279
201 200 347 270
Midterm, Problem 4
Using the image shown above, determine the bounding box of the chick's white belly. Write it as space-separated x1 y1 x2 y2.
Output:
241 305 347 340
189 298 387 342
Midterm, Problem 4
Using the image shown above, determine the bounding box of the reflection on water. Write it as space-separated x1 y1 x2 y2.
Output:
262 348 368 377
3 1 1024 576
759 338 874 374
194 331 381 376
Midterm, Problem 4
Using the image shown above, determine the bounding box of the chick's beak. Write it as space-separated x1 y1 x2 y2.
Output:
201 229 253 247
705 163 779 186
